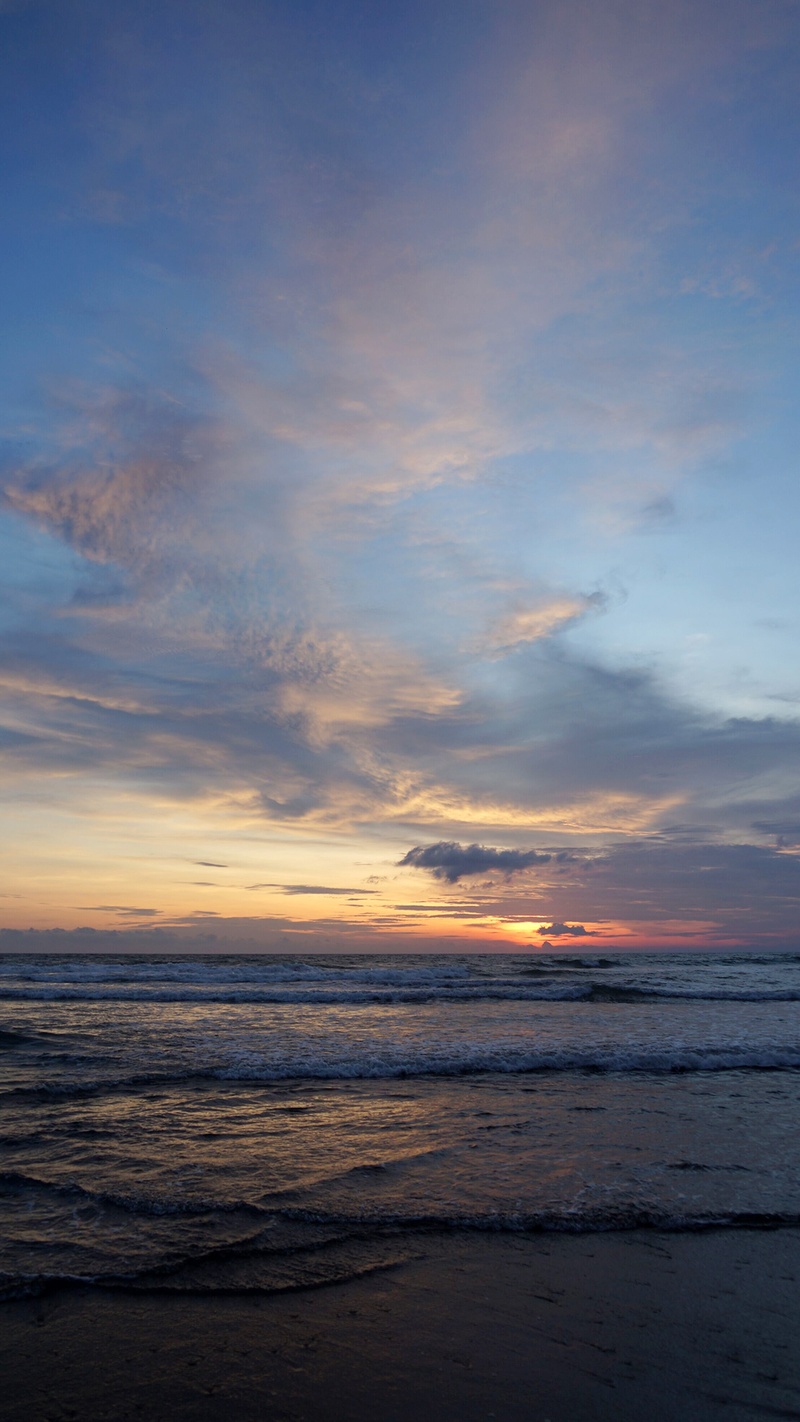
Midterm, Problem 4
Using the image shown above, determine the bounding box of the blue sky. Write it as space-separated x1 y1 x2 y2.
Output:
2 0 800 950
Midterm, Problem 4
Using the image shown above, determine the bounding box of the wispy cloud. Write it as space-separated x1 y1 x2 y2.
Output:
1 0 799 944
80 905 160 917
480 595 603 656
248 883 378 896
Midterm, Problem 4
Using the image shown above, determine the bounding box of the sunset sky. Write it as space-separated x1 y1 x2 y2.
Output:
2 0 800 951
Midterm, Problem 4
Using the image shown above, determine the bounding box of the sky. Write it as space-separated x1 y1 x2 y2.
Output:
1 0 800 953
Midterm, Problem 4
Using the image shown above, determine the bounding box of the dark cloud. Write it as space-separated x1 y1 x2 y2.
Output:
510 840 800 942
387 838 800 946
367 654 800 852
399 841 552 883
194 860 228 868
536 922 588 937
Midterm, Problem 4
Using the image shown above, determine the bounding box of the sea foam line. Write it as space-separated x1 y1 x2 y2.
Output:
3 1045 800 1101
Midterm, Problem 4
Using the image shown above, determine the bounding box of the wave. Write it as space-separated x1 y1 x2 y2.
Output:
0 1027 35 1046
3 950 800 1009
0 983 587 1004
0 959 477 987
0 1169 264 1218
3 1206 800 1301
585 985 800 1003
2 981 799 1004
4 1043 800 1100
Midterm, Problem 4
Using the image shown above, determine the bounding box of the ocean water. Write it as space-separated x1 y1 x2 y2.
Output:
2 950 799 1299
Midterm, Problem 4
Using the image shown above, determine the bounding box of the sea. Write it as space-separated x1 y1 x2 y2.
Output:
1 950 799 1300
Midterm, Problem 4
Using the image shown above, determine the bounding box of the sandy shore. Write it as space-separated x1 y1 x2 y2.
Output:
1 1229 799 1421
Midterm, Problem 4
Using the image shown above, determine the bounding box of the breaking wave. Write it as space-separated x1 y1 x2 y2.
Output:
4 1044 800 1100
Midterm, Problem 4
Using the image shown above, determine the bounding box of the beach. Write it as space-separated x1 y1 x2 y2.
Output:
2 1228 799 1421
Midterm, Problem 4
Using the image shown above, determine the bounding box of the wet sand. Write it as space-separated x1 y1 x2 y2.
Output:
1 1229 798 1422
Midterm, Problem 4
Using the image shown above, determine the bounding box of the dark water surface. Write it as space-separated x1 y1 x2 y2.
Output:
2 951 799 1298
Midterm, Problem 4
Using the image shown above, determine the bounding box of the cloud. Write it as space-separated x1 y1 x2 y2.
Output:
399 841 552 883
489 839 800 942
536 922 588 937
80 904 160 917
247 883 377 896
2 0 800 948
4 583 800 853
752 820 800 848
481 595 602 657
2 389 216 586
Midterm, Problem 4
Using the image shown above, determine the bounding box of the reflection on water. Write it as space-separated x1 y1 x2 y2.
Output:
1 952 799 1297
2 1071 799 1293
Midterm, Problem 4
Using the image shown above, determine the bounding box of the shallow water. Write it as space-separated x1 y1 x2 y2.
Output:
2 951 799 1298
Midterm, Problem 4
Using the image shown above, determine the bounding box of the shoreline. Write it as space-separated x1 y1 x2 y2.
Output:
2 1228 798 1421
